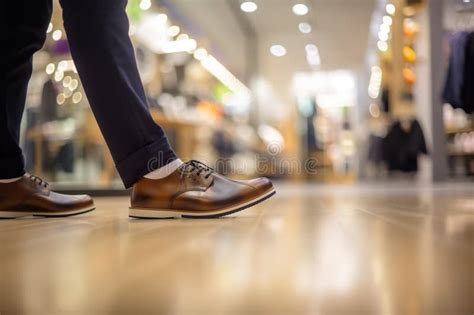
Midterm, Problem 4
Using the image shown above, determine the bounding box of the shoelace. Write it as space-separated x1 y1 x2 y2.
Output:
178 160 214 180
28 175 49 188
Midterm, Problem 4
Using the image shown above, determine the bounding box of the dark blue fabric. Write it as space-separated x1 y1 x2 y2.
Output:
461 32 474 114
1 0 177 187
1 0 52 179
442 32 469 110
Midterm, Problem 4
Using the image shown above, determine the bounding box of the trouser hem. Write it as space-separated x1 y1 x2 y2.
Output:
0 154 25 179
116 138 177 188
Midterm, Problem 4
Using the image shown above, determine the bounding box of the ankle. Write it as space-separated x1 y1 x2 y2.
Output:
144 159 183 180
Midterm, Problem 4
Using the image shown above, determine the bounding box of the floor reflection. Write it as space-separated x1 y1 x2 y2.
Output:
0 182 473 314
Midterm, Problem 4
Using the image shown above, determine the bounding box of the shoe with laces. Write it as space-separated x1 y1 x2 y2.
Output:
130 160 275 219
0 174 95 218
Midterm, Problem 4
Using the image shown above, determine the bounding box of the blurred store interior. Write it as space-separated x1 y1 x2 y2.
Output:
22 0 474 192
3 1 474 313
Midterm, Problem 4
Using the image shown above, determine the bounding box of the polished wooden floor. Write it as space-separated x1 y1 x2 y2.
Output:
1 182 473 314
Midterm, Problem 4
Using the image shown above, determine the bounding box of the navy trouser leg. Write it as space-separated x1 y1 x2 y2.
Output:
0 0 52 179
59 0 177 188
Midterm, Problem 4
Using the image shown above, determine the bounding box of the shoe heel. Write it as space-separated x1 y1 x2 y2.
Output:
129 208 180 219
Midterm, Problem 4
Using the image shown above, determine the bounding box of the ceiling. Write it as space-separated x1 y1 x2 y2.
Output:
163 0 375 78
160 0 375 118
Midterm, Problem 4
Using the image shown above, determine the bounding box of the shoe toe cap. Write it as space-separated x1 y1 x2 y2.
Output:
244 177 274 193
50 192 94 209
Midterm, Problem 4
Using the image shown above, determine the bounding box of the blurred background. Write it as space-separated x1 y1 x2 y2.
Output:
22 0 473 192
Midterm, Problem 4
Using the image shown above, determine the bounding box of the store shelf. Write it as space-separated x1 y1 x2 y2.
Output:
445 126 474 135
447 151 474 157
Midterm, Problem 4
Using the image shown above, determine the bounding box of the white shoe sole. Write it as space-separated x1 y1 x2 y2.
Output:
0 205 96 219
129 188 276 219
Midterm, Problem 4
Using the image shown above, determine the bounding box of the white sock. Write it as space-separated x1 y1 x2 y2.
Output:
0 176 23 183
144 159 183 180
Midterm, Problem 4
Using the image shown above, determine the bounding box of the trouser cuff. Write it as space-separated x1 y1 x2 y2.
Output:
0 154 25 179
116 138 177 188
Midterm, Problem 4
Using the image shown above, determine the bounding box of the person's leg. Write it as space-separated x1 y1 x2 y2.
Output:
0 0 95 218
0 0 52 180
58 0 275 219
59 0 177 188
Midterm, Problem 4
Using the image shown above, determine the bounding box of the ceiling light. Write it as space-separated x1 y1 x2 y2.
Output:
377 40 388 52
72 92 82 104
368 66 382 99
200 55 251 96
52 30 62 41
240 1 258 13
382 15 392 25
167 25 180 37
369 103 380 117
47 23 53 33
139 0 152 10
58 60 68 71
177 33 189 41
386 3 396 15
56 93 66 105
270 45 287 57
157 13 168 23
69 79 78 90
55 59 76 72
54 71 64 82
305 44 321 67
380 24 390 33
306 54 321 67
161 39 197 53
378 31 389 41
305 44 318 53
193 48 208 61
63 76 72 87
298 22 312 34
292 4 309 16
45 63 55 75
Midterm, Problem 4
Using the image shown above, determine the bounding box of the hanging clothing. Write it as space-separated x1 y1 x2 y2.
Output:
461 32 474 113
382 119 428 172
442 31 469 110
367 134 385 165
381 88 390 112
40 79 58 123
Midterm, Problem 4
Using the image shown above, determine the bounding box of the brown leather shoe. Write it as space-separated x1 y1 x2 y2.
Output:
0 174 95 218
130 160 275 218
